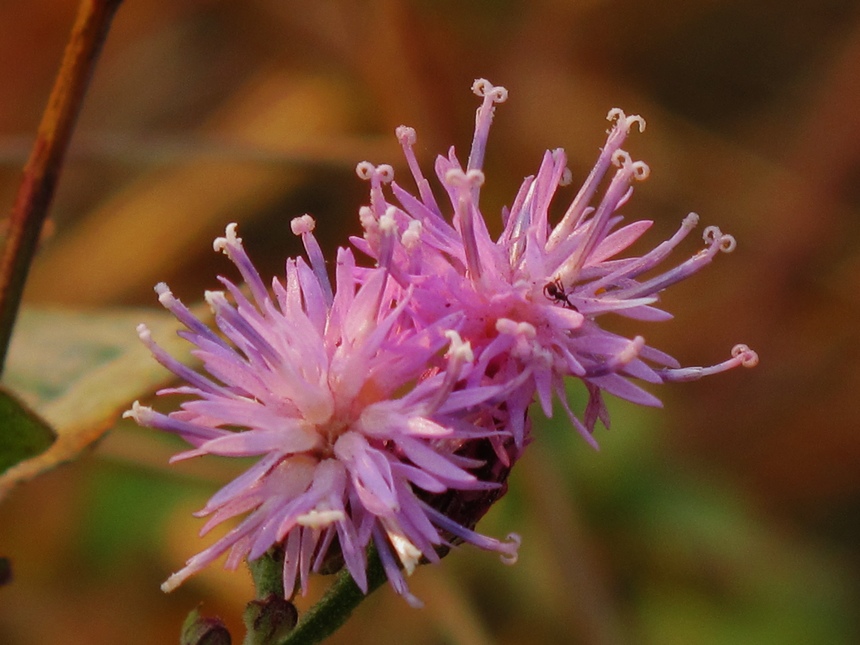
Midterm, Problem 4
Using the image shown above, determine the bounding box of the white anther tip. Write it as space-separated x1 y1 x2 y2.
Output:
122 400 141 420
290 214 316 236
444 168 466 186
155 283 175 307
500 533 522 565
444 330 474 362
204 290 226 310
466 169 485 186
402 220 422 247
161 573 183 593
396 125 416 145
619 336 645 363
560 167 573 186
297 509 345 528
379 210 397 233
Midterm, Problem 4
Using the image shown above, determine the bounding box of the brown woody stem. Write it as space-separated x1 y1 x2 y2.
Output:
0 0 123 374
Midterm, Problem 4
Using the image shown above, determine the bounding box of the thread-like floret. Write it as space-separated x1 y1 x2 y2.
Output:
351 79 756 450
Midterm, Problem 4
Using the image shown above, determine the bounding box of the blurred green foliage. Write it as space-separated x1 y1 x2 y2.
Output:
0 390 55 474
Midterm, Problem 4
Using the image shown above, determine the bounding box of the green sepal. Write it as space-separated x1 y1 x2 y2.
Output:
247 547 286 599
181 606 232 645
242 595 298 645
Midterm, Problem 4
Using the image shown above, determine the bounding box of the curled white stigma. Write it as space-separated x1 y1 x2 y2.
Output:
720 235 737 252
611 149 632 168
376 164 394 183
356 162 394 185
607 108 646 133
213 222 240 254
703 225 737 253
732 343 759 367
472 78 508 103
355 161 374 180
631 161 650 181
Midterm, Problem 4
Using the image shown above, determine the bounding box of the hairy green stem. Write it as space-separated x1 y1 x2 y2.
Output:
265 548 386 645
0 0 123 374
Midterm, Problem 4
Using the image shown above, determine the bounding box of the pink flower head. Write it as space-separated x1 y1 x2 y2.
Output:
125 218 520 607
352 79 758 448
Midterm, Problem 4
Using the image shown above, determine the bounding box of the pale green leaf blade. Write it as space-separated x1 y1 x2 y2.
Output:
0 388 56 474
0 306 201 501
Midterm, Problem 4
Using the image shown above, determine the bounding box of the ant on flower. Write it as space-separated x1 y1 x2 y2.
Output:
543 278 578 311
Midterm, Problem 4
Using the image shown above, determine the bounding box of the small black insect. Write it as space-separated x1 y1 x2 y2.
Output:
543 278 578 310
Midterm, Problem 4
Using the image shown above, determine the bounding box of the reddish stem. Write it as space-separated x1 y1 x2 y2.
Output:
0 0 123 374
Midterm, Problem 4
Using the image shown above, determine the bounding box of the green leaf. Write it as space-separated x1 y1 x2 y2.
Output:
0 388 56 474
0 306 206 502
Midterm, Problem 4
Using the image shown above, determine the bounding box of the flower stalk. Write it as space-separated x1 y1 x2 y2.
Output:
0 0 123 374
277 546 387 645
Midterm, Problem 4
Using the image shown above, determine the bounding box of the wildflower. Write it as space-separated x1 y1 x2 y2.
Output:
352 79 758 448
125 218 520 607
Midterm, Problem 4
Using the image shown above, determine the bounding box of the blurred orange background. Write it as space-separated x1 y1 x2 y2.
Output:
1 1 859 643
